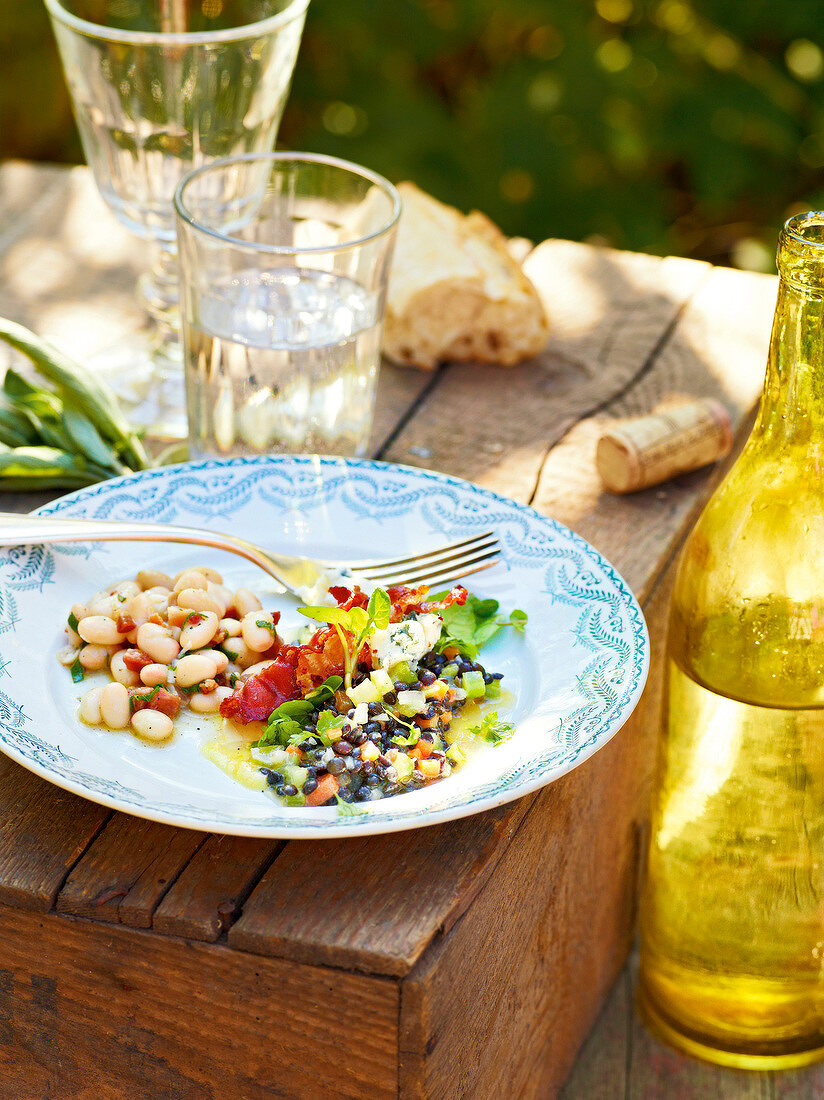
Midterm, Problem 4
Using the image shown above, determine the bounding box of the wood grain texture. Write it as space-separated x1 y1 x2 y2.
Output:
384 242 710 501
0 904 398 1100
533 262 777 599
229 795 535 976
56 815 205 927
153 834 282 941
0 756 110 913
558 970 632 1100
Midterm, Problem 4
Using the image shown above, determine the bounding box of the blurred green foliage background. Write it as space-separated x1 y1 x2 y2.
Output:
3 0 824 269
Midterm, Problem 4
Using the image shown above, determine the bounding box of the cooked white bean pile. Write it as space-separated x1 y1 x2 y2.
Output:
58 567 273 743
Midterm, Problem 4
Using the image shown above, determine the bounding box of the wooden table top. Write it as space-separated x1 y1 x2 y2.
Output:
0 160 821 1098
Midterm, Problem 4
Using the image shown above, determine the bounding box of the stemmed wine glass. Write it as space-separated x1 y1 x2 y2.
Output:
44 0 309 439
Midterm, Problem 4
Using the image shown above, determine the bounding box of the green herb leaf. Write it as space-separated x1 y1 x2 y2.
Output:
298 604 352 626
258 715 305 748
367 587 391 631
438 595 528 657
67 611 79 633
130 685 161 710
335 793 368 817
70 655 84 683
316 710 345 737
391 728 421 748
255 618 277 635
466 710 515 746
305 675 343 707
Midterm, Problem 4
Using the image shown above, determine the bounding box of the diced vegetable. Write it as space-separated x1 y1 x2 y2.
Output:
347 678 381 705
393 753 414 783
370 667 395 697
387 660 417 684
460 670 486 701
305 773 340 806
397 689 427 716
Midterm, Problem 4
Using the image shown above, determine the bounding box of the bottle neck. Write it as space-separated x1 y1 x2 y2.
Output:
754 277 824 447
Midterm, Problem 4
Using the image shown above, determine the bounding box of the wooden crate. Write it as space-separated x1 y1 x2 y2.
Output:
0 164 777 1098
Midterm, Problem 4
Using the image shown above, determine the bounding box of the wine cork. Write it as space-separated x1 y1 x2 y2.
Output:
596 398 733 494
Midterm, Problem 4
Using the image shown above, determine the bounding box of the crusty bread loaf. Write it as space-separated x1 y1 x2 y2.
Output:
383 183 549 370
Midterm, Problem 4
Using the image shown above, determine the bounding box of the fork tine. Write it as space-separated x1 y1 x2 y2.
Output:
362 544 501 587
341 530 498 577
385 558 499 590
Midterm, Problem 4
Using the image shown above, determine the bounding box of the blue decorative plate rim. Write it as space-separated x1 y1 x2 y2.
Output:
0 455 650 838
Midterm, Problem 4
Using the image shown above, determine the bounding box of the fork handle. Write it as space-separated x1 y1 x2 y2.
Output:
0 511 283 584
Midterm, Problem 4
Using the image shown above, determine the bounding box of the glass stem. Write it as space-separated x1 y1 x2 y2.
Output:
139 241 182 371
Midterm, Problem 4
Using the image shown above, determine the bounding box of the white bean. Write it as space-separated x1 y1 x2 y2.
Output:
180 611 219 652
56 645 79 667
197 566 224 584
137 569 173 591
112 581 140 601
241 659 276 679
241 611 276 653
131 709 174 741
140 663 170 686
198 648 229 674
174 652 220 687
173 569 208 594
71 602 88 622
100 682 130 729
220 617 242 638
221 636 254 668
80 686 104 725
233 588 262 617
88 595 117 618
110 650 140 687
137 622 180 664
79 644 111 671
124 592 153 628
207 582 231 615
176 588 223 616
66 625 82 647
189 692 222 714
78 615 127 646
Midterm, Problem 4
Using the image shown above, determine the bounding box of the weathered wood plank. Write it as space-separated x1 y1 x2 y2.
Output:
0 756 110 913
532 262 777 599
558 969 632 1100
230 796 535 976
153 834 282 941
384 243 710 501
0 904 399 1099
56 814 205 927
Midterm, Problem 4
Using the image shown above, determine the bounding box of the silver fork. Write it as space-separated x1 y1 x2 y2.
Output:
0 513 500 597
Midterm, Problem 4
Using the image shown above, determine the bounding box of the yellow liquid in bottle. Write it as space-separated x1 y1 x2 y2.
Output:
639 210 824 1068
640 657 824 1068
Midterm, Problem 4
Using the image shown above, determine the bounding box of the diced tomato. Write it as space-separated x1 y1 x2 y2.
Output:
219 645 300 723
129 687 181 719
116 614 136 633
122 648 153 672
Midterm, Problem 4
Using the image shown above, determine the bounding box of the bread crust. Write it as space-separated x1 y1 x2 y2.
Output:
383 183 549 370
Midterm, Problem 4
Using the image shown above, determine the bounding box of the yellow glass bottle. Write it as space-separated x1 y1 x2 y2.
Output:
638 212 824 1069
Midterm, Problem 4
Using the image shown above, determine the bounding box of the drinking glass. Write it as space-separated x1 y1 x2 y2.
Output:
174 152 400 458
44 0 309 438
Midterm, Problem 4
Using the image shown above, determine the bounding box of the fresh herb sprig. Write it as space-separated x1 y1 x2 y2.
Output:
256 676 343 748
466 710 515 745
436 594 527 659
298 588 391 689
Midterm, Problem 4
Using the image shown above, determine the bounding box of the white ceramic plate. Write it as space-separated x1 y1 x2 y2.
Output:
0 456 648 838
